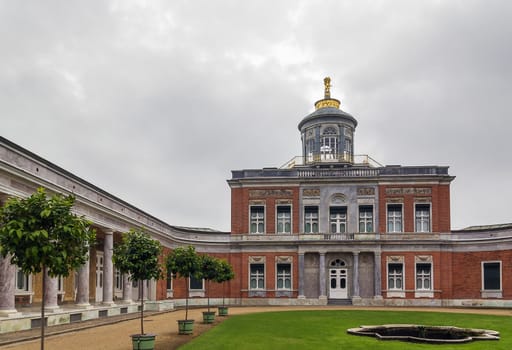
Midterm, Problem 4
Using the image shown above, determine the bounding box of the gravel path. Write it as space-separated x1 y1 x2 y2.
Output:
2 306 511 350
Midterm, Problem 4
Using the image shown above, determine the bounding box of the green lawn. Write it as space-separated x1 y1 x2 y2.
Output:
180 310 511 349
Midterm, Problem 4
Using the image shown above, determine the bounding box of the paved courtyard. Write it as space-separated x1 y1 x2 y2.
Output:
2 306 511 349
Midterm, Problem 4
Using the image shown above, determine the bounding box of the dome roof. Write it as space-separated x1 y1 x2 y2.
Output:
297 77 357 131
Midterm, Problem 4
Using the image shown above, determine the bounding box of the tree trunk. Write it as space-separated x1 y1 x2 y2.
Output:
41 267 46 350
185 276 189 321
140 280 144 335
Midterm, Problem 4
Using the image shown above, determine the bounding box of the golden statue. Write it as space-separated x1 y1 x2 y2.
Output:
323 77 331 98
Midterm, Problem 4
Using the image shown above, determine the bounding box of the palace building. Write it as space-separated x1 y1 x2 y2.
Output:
1 78 512 332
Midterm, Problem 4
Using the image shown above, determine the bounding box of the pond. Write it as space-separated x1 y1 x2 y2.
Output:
347 324 500 344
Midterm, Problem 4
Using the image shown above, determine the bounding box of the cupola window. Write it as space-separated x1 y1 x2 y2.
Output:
321 127 338 160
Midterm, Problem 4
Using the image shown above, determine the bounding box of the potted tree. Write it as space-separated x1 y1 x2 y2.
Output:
0 188 95 350
112 229 163 350
166 245 201 335
215 259 235 316
199 255 220 323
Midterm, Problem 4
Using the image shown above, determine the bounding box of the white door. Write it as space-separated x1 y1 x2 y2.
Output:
329 268 348 299
95 252 104 302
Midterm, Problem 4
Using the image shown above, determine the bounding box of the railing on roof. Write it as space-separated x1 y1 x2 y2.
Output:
280 155 383 169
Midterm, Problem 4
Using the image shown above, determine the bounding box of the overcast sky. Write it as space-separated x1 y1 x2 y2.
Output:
2 1 511 231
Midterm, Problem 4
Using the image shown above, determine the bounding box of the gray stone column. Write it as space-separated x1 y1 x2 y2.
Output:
76 250 91 308
102 231 115 305
353 251 360 297
0 255 18 316
122 274 132 303
374 252 382 298
319 252 326 299
44 269 60 311
298 253 305 298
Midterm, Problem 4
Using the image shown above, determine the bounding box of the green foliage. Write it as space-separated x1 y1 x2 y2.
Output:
199 255 222 282
112 229 163 282
0 187 95 277
166 245 201 279
214 259 235 284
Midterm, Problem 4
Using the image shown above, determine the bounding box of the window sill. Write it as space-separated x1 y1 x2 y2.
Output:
386 291 405 298
189 290 205 298
415 291 433 298
481 290 502 298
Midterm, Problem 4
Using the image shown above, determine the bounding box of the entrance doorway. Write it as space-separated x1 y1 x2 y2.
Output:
329 258 348 299
95 251 104 302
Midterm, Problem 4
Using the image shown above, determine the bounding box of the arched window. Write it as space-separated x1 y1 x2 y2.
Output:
321 127 338 160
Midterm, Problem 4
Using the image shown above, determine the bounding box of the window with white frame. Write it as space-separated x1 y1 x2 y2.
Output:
482 262 501 291
415 204 431 232
189 275 204 290
416 263 432 290
276 263 291 290
166 271 173 291
115 269 123 291
359 206 373 233
387 204 403 232
330 206 347 233
304 206 319 233
15 267 30 292
249 263 265 290
250 205 265 234
388 263 403 290
276 205 291 234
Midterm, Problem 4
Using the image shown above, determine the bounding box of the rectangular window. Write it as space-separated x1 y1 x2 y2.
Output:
330 207 347 233
189 275 204 290
115 269 123 290
387 204 403 232
359 206 373 233
250 264 265 290
166 271 173 290
483 262 501 290
416 263 432 290
276 263 291 290
276 206 291 234
304 206 319 233
15 268 30 291
388 263 403 290
250 206 265 234
415 204 431 232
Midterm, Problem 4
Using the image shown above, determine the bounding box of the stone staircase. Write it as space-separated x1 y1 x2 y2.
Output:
327 298 352 306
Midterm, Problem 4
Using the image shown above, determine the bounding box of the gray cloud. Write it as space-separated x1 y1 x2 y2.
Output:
2 1 511 230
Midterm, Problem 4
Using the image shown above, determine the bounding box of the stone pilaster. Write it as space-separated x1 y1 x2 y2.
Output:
353 252 360 297
319 252 326 299
0 255 19 316
298 253 305 298
374 251 382 299
102 231 115 305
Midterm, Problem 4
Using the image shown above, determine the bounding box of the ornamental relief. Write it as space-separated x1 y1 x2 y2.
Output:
331 193 346 204
249 189 293 198
415 255 433 263
276 256 293 263
386 187 432 195
357 187 375 196
302 188 320 197
387 198 404 203
387 256 404 263
249 256 266 263
414 197 432 203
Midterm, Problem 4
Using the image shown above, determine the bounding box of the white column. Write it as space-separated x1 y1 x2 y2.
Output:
0 255 19 316
374 252 383 299
44 269 60 312
102 231 115 305
76 250 91 308
122 274 132 303
319 252 326 299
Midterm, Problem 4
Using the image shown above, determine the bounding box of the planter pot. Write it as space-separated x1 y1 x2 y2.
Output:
218 306 229 316
177 319 195 335
202 311 216 324
131 334 156 350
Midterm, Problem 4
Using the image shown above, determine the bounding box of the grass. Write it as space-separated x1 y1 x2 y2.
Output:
180 310 511 349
